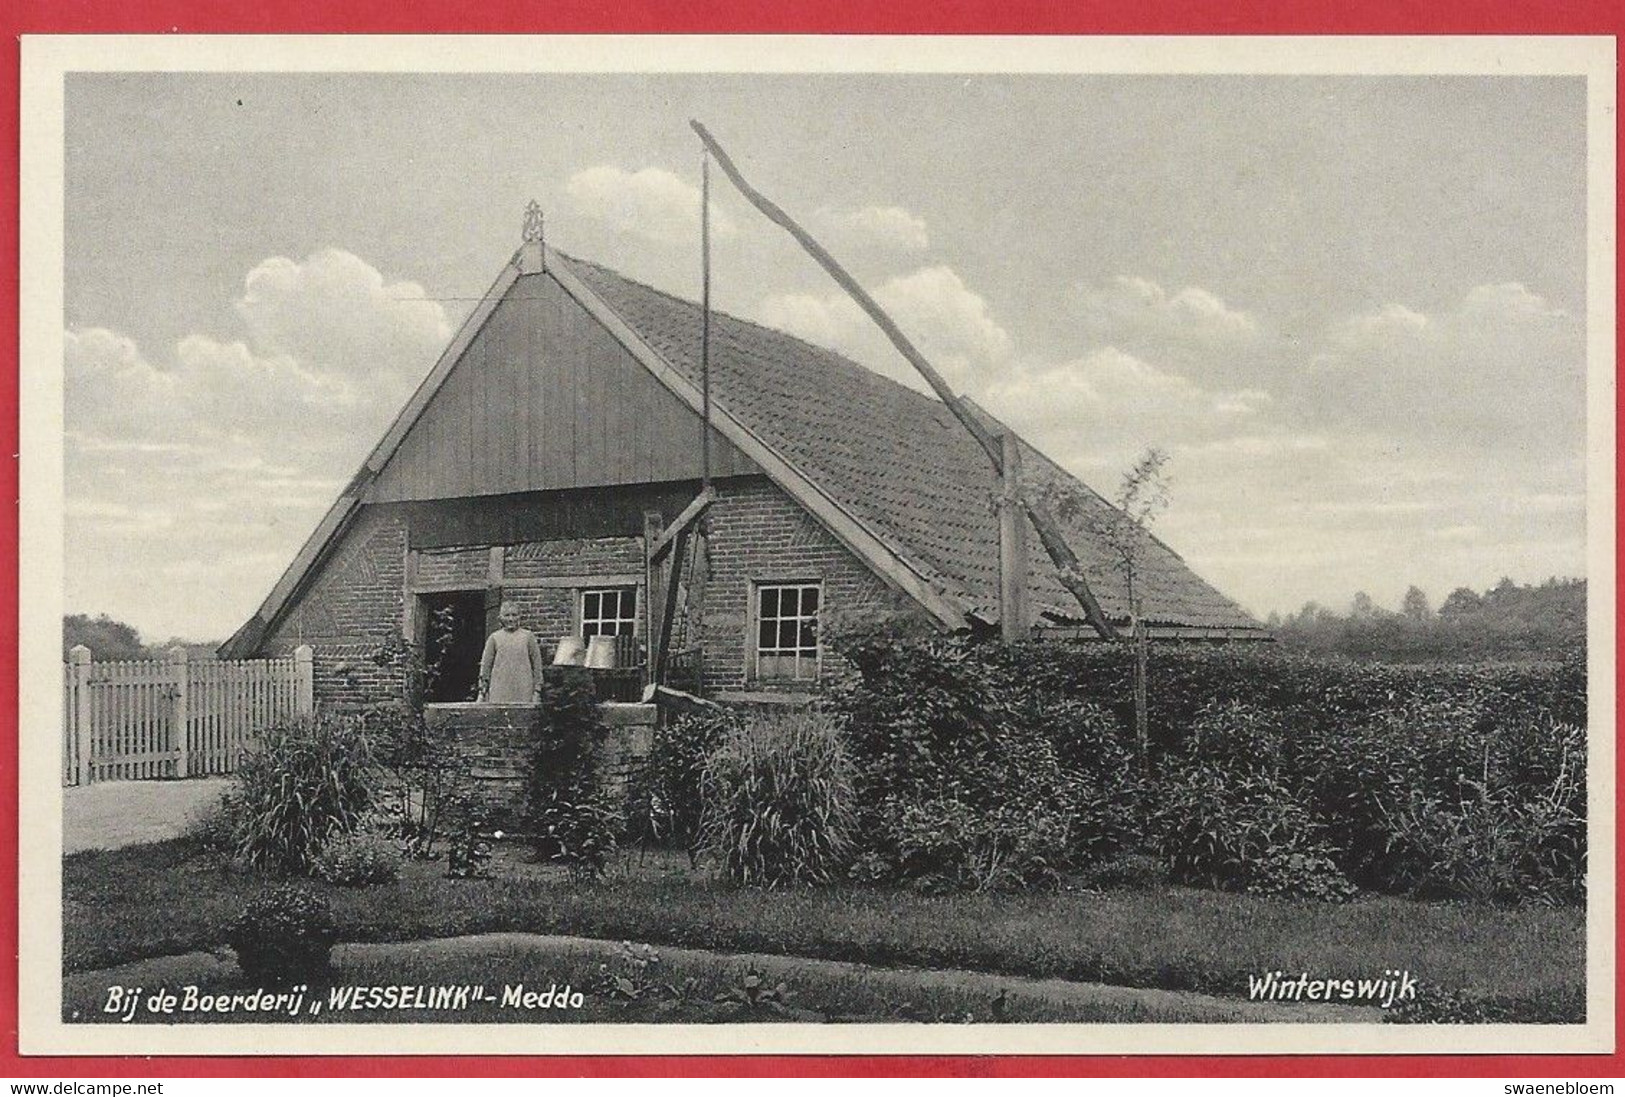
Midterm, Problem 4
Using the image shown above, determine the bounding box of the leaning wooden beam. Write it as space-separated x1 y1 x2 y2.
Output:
692 120 1003 471
693 120 1118 641
1023 497 1119 640
648 487 716 566
653 527 692 686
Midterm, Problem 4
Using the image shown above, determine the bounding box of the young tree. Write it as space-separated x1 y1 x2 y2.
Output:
1099 448 1172 769
1030 447 1170 768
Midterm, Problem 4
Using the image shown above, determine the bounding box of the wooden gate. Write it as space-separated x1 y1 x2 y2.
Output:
62 645 314 786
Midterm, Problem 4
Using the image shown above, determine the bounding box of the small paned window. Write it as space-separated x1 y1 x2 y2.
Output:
755 583 821 681
581 587 638 638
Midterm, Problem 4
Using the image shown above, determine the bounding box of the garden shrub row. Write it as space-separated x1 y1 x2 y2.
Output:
819 636 1586 905
206 632 1585 910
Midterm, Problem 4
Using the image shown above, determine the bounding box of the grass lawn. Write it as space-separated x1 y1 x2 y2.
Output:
64 840 1584 1019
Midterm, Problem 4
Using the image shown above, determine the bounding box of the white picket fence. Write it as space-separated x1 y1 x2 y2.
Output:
62 644 314 786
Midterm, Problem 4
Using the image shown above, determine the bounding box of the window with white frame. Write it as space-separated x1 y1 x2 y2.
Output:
580 587 638 638
754 582 821 681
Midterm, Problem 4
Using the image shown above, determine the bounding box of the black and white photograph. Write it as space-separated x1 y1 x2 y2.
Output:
20 35 1614 1056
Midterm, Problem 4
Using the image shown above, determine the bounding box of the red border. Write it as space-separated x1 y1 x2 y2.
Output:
3 0 1619 1078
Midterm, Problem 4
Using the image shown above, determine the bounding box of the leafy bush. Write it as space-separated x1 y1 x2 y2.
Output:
439 796 497 879
533 787 619 882
1246 847 1358 903
226 884 336 986
526 668 616 880
700 711 855 888
1071 851 1168 891
831 634 1585 903
834 638 1122 890
1010 695 1141 863
1380 719 1585 905
312 834 399 887
366 702 470 860
887 796 1073 893
180 795 245 866
624 709 736 857
1149 758 1354 901
231 715 374 875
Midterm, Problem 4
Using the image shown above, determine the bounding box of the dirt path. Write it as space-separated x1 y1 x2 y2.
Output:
63 778 230 854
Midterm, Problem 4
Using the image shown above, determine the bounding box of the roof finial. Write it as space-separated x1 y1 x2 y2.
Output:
518 200 546 274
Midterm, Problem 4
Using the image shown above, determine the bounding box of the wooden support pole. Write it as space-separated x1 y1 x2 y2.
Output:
294 645 315 717
168 647 190 778
701 150 713 491
69 644 91 787
1022 497 1120 641
998 433 1029 643
402 548 420 643
643 510 664 689
654 528 692 686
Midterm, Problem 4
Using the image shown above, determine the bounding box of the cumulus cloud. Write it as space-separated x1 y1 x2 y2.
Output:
65 327 338 454
69 250 448 448
1078 274 1259 346
811 204 930 254
64 250 452 640
982 347 1280 479
1310 282 1583 448
565 165 737 247
235 248 451 389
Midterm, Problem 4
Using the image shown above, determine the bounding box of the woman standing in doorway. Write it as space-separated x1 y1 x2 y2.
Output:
477 601 544 703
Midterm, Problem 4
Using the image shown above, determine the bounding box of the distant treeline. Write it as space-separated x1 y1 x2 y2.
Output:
1267 577 1585 662
62 613 221 662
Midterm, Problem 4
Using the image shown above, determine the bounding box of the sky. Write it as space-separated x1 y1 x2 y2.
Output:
61 71 1591 643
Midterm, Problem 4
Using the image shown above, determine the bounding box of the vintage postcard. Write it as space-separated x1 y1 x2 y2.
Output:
16 34 1617 1057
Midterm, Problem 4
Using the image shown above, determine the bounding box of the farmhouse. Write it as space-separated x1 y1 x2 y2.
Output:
222 213 1262 710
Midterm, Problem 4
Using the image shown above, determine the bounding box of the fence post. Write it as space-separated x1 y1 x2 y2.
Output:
68 645 92 786
294 645 315 717
168 647 190 778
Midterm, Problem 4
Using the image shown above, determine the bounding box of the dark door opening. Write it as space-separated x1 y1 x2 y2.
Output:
418 591 488 703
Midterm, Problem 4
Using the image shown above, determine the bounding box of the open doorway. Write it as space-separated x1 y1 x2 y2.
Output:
417 590 489 702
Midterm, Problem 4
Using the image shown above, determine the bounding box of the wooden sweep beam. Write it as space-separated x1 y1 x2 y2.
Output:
692 120 1117 641
692 121 1003 472
653 526 693 686
649 487 715 566
1024 496 1118 639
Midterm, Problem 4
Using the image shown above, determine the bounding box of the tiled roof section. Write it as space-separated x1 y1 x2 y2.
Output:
559 254 1261 632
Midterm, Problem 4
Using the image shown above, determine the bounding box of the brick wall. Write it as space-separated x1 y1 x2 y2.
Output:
506 537 642 579
261 505 650 709
416 546 486 587
502 536 643 654
699 477 923 693
262 507 408 710
424 701 656 828
258 477 932 707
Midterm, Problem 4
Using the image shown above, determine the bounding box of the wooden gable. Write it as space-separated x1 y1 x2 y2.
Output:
367 271 757 503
